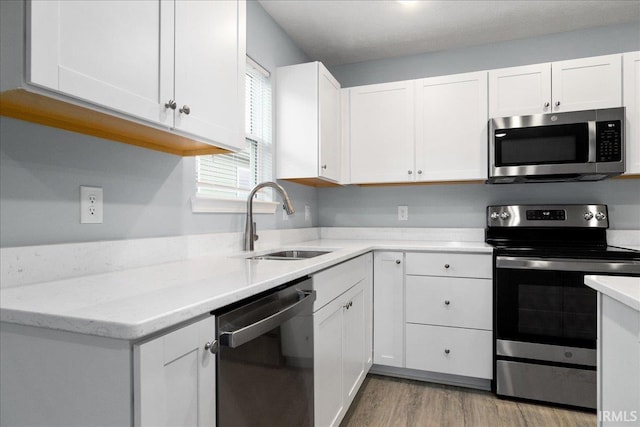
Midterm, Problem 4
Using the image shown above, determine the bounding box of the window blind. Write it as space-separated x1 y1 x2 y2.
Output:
196 58 273 201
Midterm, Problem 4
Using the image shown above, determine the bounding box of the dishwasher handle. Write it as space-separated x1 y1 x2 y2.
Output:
219 290 316 348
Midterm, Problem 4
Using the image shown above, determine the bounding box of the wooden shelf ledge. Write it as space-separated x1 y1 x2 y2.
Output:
0 89 230 157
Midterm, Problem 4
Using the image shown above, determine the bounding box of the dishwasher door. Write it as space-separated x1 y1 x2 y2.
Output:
216 277 315 427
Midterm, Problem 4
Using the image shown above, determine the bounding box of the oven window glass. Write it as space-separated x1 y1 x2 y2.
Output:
495 123 589 166
496 269 596 348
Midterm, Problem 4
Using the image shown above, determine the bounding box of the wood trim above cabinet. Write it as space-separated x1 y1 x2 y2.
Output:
0 89 230 157
280 177 343 187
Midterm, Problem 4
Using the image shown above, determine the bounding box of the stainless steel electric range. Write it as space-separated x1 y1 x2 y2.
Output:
485 204 640 410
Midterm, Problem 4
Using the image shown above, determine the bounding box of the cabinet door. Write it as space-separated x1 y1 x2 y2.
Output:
488 63 551 117
552 54 622 113
373 252 405 368
173 0 246 151
363 253 374 369
314 296 344 427
342 281 366 406
349 81 415 183
415 72 488 181
134 316 216 427
623 51 640 175
29 0 173 127
319 63 342 182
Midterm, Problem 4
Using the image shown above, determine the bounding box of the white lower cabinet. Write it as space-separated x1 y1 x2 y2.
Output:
373 250 493 384
0 315 216 427
404 252 493 380
308 254 372 427
405 324 492 379
134 316 216 427
373 251 405 368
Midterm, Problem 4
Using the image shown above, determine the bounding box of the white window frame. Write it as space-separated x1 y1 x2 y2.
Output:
191 57 277 214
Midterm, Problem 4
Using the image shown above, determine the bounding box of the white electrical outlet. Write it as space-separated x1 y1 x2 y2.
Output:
398 205 409 221
305 205 311 221
80 186 103 224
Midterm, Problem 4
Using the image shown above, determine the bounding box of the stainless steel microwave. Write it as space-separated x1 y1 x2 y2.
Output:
488 107 625 184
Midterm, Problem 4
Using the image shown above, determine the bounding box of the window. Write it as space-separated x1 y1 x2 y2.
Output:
195 58 273 206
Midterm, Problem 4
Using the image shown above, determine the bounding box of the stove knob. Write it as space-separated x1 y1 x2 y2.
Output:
595 212 607 221
584 211 594 220
500 212 510 220
490 212 499 221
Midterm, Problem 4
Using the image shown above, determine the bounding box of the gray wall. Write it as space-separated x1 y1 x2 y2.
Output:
318 180 640 230
0 0 312 247
320 22 640 231
330 21 640 87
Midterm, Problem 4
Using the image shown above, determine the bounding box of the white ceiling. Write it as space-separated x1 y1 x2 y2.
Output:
258 0 640 66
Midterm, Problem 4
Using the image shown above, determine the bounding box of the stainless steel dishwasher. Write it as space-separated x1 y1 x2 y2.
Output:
216 276 315 427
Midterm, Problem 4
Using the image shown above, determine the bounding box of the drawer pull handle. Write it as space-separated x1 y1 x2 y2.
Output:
444 264 450 269
444 349 450 355
444 300 450 306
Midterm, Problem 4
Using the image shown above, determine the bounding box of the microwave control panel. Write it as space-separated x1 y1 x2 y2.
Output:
596 120 622 162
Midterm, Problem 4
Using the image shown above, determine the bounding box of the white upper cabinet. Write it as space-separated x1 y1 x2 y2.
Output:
28 0 173 127
489 54 622 118
415 71 488 181
349 80 415 184
552 54 621 113
173 0 246 151
277 62 341 184
623 51 640 175
27 0 245 152
489 63 552 118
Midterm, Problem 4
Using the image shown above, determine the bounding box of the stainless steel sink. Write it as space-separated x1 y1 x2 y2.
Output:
248 250 331 260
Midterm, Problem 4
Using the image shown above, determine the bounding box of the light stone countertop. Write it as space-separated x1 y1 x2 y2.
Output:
0 239 492 341
585 275 640 311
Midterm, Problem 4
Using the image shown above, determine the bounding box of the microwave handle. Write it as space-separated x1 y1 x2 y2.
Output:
588 121 597 163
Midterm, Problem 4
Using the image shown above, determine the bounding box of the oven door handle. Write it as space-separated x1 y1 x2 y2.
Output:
219 290 316 348
496 256 640 274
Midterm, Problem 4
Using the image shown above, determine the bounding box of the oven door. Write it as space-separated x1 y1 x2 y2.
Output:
495 258 598 352
494 255 603 408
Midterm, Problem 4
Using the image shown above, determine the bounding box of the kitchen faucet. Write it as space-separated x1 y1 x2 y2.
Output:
244 181 295 251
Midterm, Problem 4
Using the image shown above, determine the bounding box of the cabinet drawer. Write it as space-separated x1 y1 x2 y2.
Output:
311 254 369 311
406 324 492 379
406 276 492 330
405 252 491 278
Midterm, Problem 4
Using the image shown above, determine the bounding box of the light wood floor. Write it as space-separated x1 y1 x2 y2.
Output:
341 375 596 427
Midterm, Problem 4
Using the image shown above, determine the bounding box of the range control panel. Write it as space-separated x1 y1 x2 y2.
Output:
487 204 609 228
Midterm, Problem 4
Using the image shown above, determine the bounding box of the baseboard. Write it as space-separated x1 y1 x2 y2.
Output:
369 364 492 391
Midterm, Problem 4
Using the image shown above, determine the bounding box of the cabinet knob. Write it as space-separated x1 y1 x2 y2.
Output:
204 340 218 354
444 349 450 355
395 259 401 264
321 164 327 170
165 99 177 110
444 264 450 269
544 102 550 108
417 170 423 175
444 300 450 306
344 301 353 310
555 101 561 108
407 170 413 175
180 105 191 115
